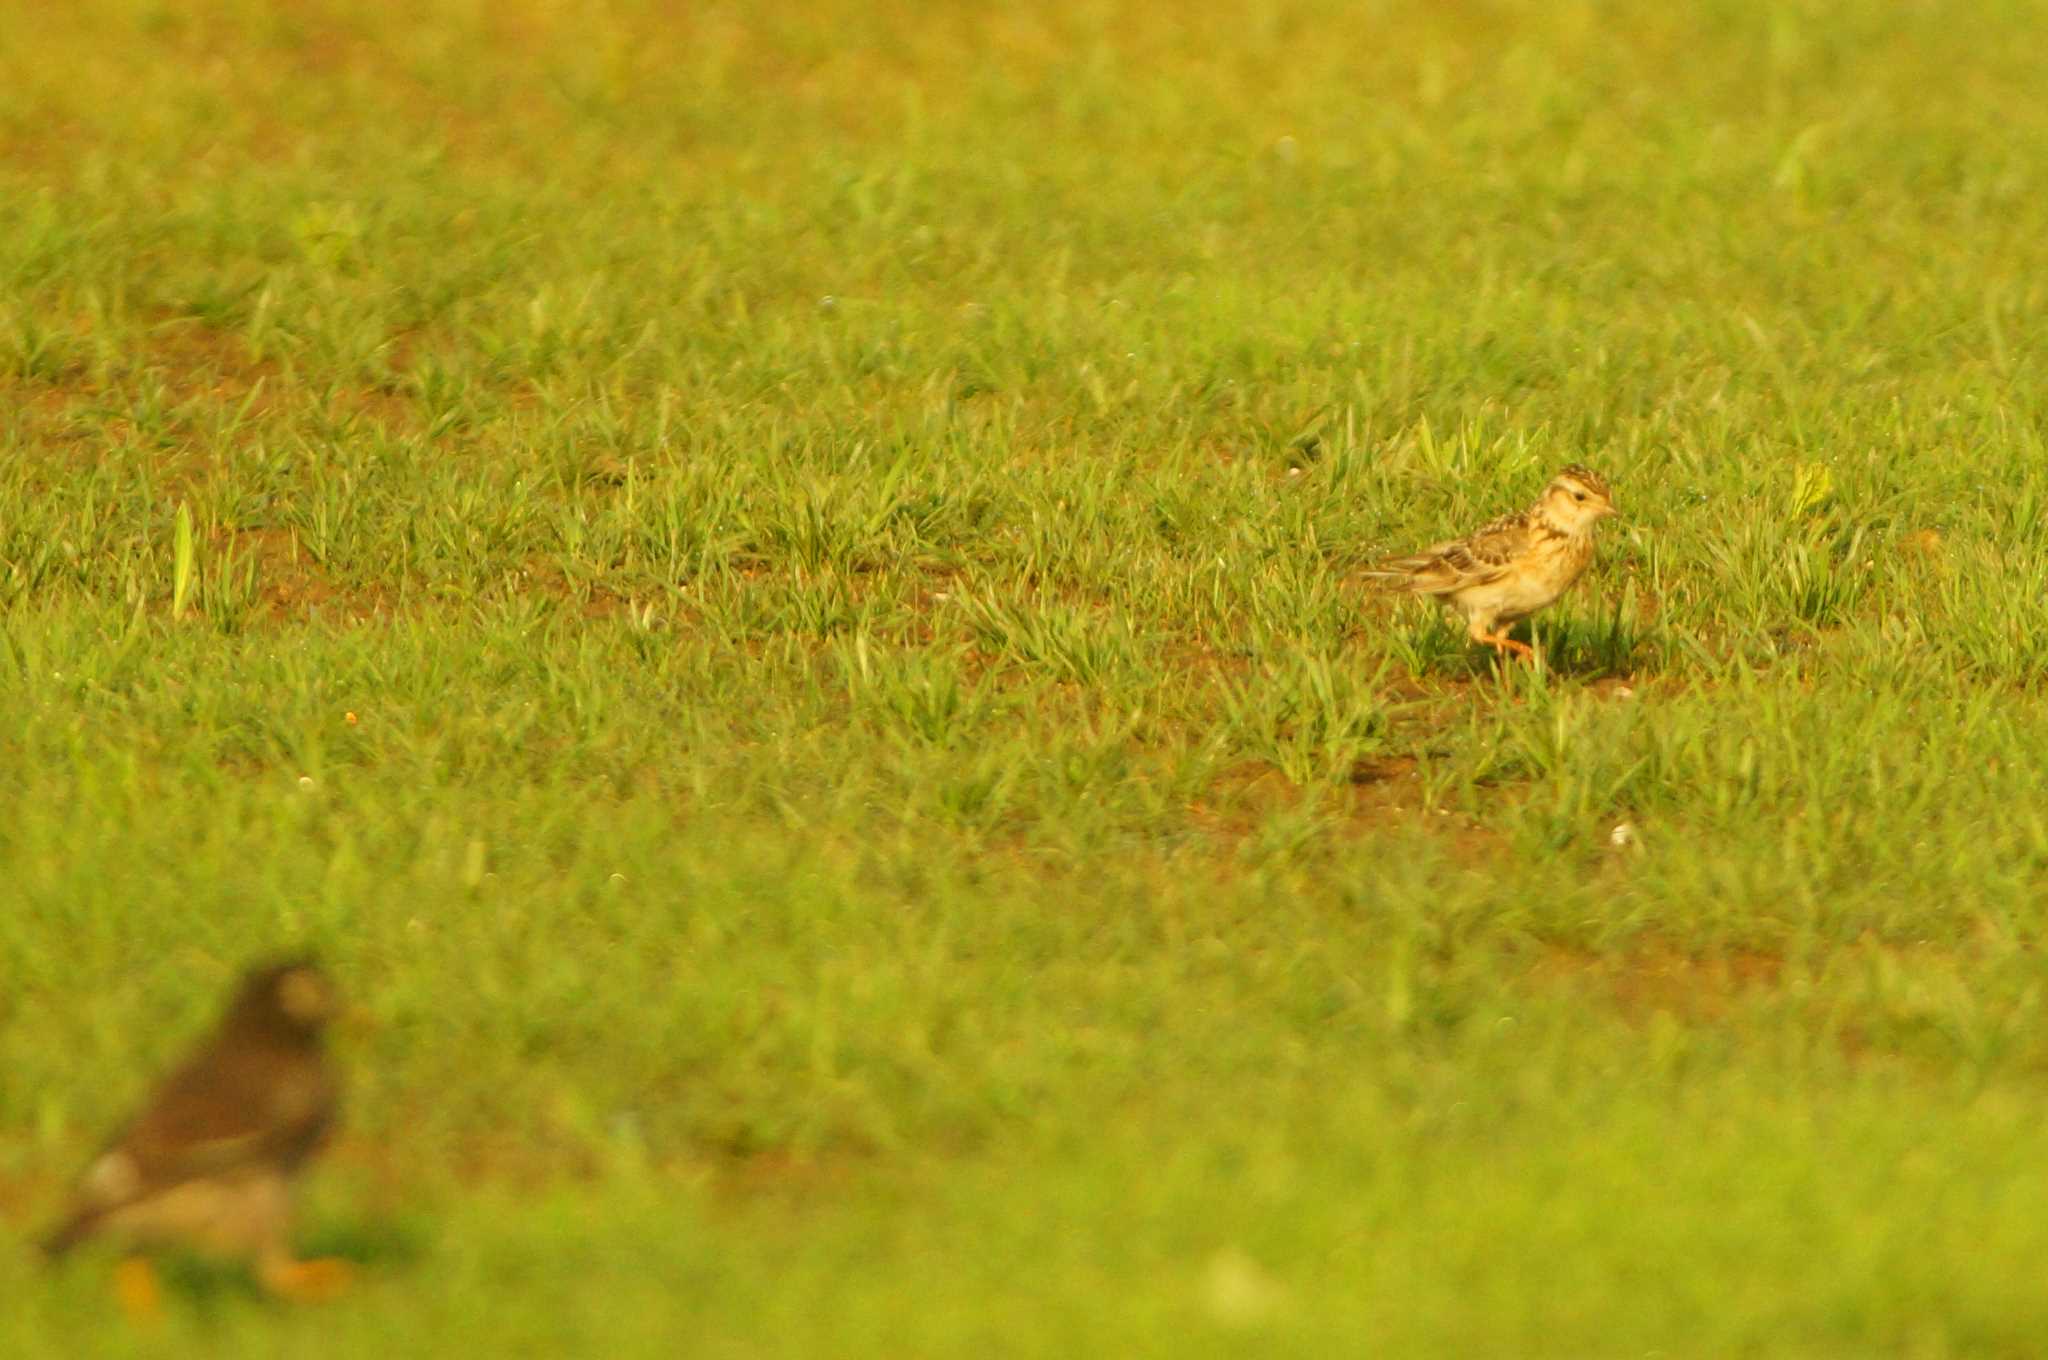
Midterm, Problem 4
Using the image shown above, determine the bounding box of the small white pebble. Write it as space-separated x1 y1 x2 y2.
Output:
931 592 951 601
1287 467 1304 478
1609 822 1636 848
818 295 837 310
297 775 315 791
609 873 626 886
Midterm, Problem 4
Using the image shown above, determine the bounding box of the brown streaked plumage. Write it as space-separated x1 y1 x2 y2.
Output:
40 958 352 1306
1364 465 1617 661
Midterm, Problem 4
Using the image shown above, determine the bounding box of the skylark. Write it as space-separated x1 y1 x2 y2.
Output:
1365 465 1617 661
40 958 352 1313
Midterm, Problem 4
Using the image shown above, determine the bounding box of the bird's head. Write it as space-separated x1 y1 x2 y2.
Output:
226 957 343 1042
1539 465 1617 533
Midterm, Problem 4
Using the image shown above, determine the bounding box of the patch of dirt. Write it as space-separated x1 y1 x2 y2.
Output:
704 1148 860 1208
1182 754 1506 865
223 526 396 624
1347 754 1414 788
1348 755 1505 861
1530 942 1786 1023
1900 528 1945 563
1182 760 1295 839
5 315 421 489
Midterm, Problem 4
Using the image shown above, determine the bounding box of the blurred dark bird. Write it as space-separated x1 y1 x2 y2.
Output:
39 958 351 1313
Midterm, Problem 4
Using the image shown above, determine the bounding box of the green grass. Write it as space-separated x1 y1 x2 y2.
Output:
4 0 2048 1352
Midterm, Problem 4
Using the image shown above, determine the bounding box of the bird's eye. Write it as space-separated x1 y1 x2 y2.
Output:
1571 490 1586 501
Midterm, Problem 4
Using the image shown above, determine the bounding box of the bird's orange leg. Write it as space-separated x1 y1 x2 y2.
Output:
113 1257 163 1323
1477 631 1535 662
258 1255 355 1303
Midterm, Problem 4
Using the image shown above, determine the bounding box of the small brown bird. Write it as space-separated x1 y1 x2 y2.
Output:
1364 465 1618 661
40 958 351 1312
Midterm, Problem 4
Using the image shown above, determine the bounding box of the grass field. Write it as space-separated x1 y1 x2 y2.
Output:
4 0 2048 1353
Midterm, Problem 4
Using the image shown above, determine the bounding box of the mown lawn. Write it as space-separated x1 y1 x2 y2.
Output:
4 0 2048 1354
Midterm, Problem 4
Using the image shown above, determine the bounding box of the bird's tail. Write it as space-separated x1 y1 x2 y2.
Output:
1358 564 1429 591
37 1211 97 1261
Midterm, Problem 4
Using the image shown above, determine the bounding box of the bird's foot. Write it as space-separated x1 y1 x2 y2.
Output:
1480 632 1536 663
259 1256 355 1303
113 1257 163 1323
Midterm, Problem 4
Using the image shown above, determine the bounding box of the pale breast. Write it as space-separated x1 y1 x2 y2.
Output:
99 1168 293 1258
1482 533 1595 624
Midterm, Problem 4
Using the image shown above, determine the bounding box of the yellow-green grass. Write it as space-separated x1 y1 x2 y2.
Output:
5 0 2048 1353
